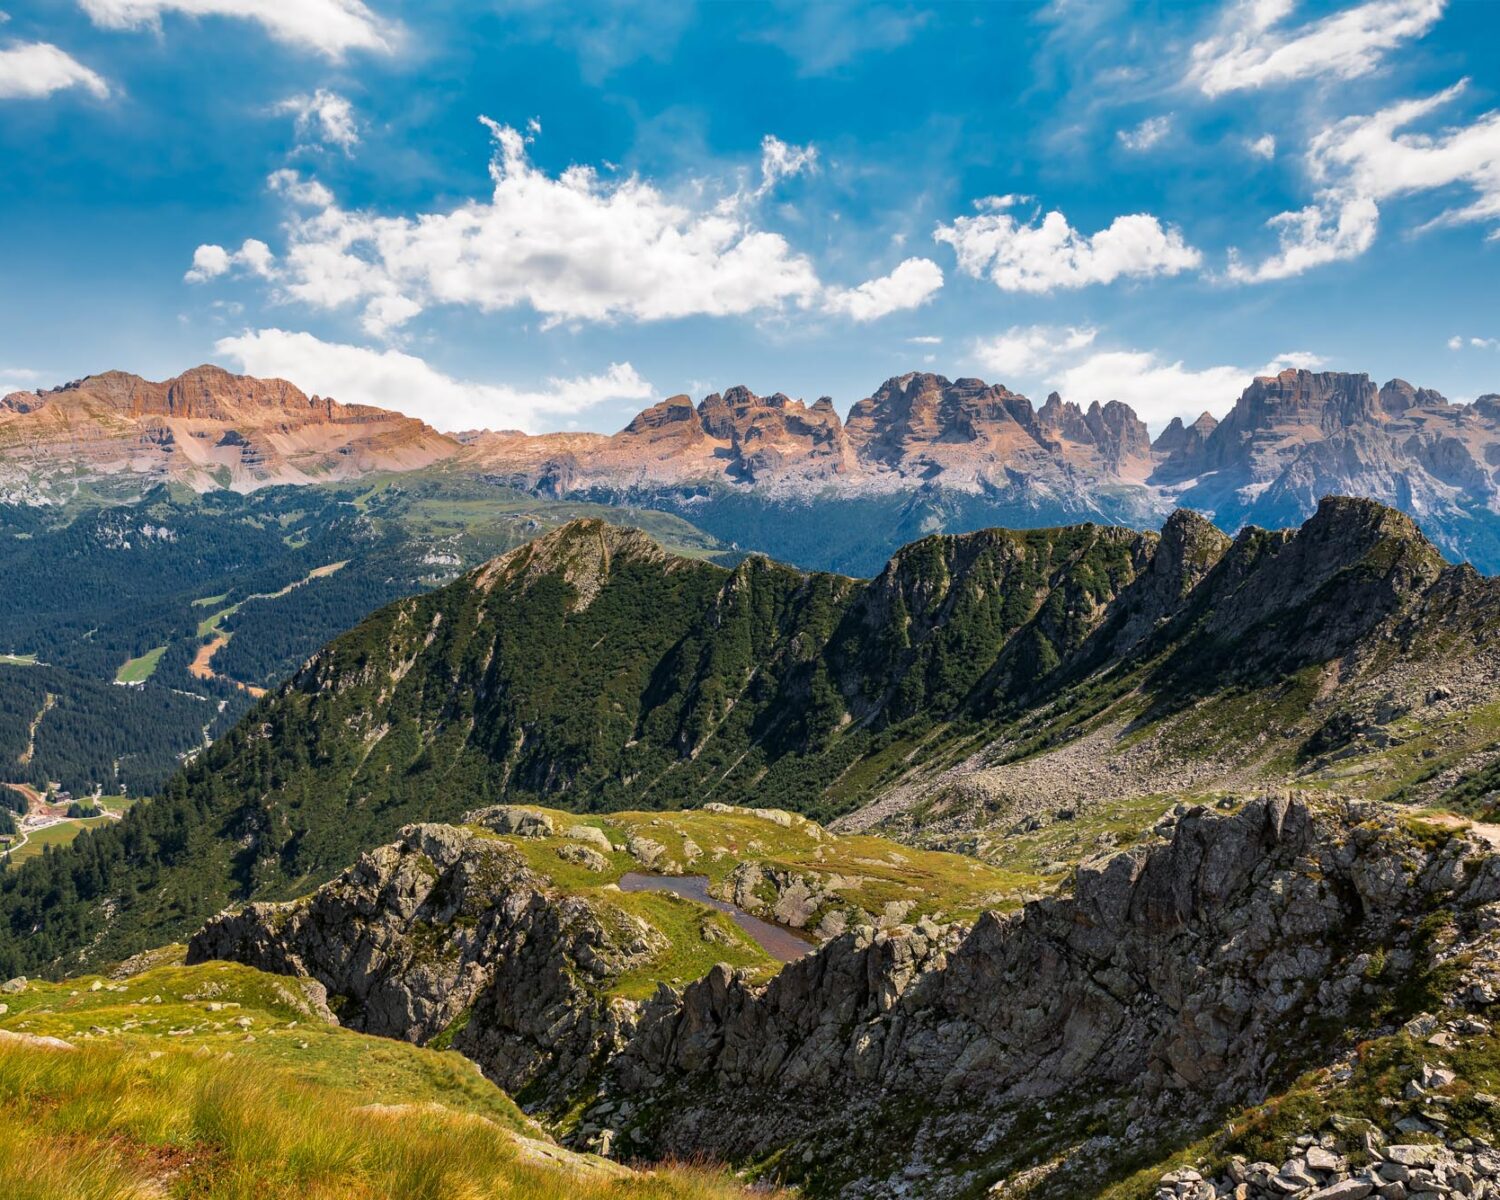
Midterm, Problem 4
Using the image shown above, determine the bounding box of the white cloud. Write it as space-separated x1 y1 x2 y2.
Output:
185 238 274 283
1452 335 1499 351
1247 133 1277 160
1448 335 1464 350
214 328 653 433
1052 351 1267 427
79 0 398 60
935 201 1202 293
1308 81 1500 231
1225 194 1379 282
907 335 942 345
0 41 109 100
1228 80 1500 281
275 88 360 152
758 135 817 194
189 119 936 333
1118 115 1172 152
1260 350 1327 372
822 257 943 321
1188 0 1444 98
972 325 1097 378
0 367 42 392
1061 355 1244 423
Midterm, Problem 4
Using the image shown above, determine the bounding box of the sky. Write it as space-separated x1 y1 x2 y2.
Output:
1 0 1499 436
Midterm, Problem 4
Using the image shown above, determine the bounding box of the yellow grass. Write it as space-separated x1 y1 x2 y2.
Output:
0 1034 773 1200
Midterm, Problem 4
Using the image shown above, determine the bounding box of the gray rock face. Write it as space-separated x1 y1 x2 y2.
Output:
187 823 657 1101
606 798 1500 1191
188 799 1500 1197
465 805 554 839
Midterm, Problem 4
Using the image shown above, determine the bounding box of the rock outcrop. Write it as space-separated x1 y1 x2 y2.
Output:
189 797 1500 1197
1159 369 1500 569
187 823 655 1101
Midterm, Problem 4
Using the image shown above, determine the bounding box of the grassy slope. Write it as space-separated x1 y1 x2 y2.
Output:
463 804 1038 1000
0 959 774 1200
115 644 168 683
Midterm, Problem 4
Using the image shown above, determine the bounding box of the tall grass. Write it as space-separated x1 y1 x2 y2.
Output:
0 1039 771 1200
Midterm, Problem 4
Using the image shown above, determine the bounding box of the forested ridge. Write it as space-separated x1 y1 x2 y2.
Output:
0 476 734 796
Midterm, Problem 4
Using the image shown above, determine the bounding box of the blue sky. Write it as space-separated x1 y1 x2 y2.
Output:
1 0 1498 435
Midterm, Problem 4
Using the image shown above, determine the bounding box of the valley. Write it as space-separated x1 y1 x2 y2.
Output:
5 369 1500 1197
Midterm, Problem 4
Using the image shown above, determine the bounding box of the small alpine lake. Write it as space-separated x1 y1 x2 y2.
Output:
617 872 814 962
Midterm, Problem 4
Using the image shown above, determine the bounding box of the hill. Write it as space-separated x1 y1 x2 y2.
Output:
0 364 455 500
2 497 1498 975
0 955 773 1200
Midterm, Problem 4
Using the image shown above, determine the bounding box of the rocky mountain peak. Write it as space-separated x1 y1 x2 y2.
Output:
474 518 673 608
1379 376 1448 415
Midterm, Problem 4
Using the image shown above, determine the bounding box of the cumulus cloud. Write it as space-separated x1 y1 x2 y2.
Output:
275 88 360 152
823 257 943 321
1452 335 1499 351
972 325 1097 378
0 41 109 100
79 0 398 60
1052 350 1261 427
935 201 1202 293
1187 0 1444 98
758 135 817 194
188 118 937 332
214 328 653 433
185 238 274 283
1118 115 1172 152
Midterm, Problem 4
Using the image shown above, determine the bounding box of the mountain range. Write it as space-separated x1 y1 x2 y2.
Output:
7 363 1500 574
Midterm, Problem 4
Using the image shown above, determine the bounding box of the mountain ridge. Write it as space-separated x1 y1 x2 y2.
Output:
4 495 1499 978
0 363 457 498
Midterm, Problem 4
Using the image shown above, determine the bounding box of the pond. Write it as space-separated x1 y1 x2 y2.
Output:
618 872 814 963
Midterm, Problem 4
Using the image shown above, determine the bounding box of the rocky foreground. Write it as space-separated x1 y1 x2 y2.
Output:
188 796 1500 1198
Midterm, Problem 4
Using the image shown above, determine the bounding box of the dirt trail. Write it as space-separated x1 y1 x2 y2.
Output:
18 693 55 766
189 638 266 698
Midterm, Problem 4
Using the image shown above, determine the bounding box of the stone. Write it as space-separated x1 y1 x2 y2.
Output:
0 976 26 994
556 844 609 873
1308 1182 1374 1200
1387 1148 1441 1167
626 836 668 870
467 806 554 839
566 825 614 854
